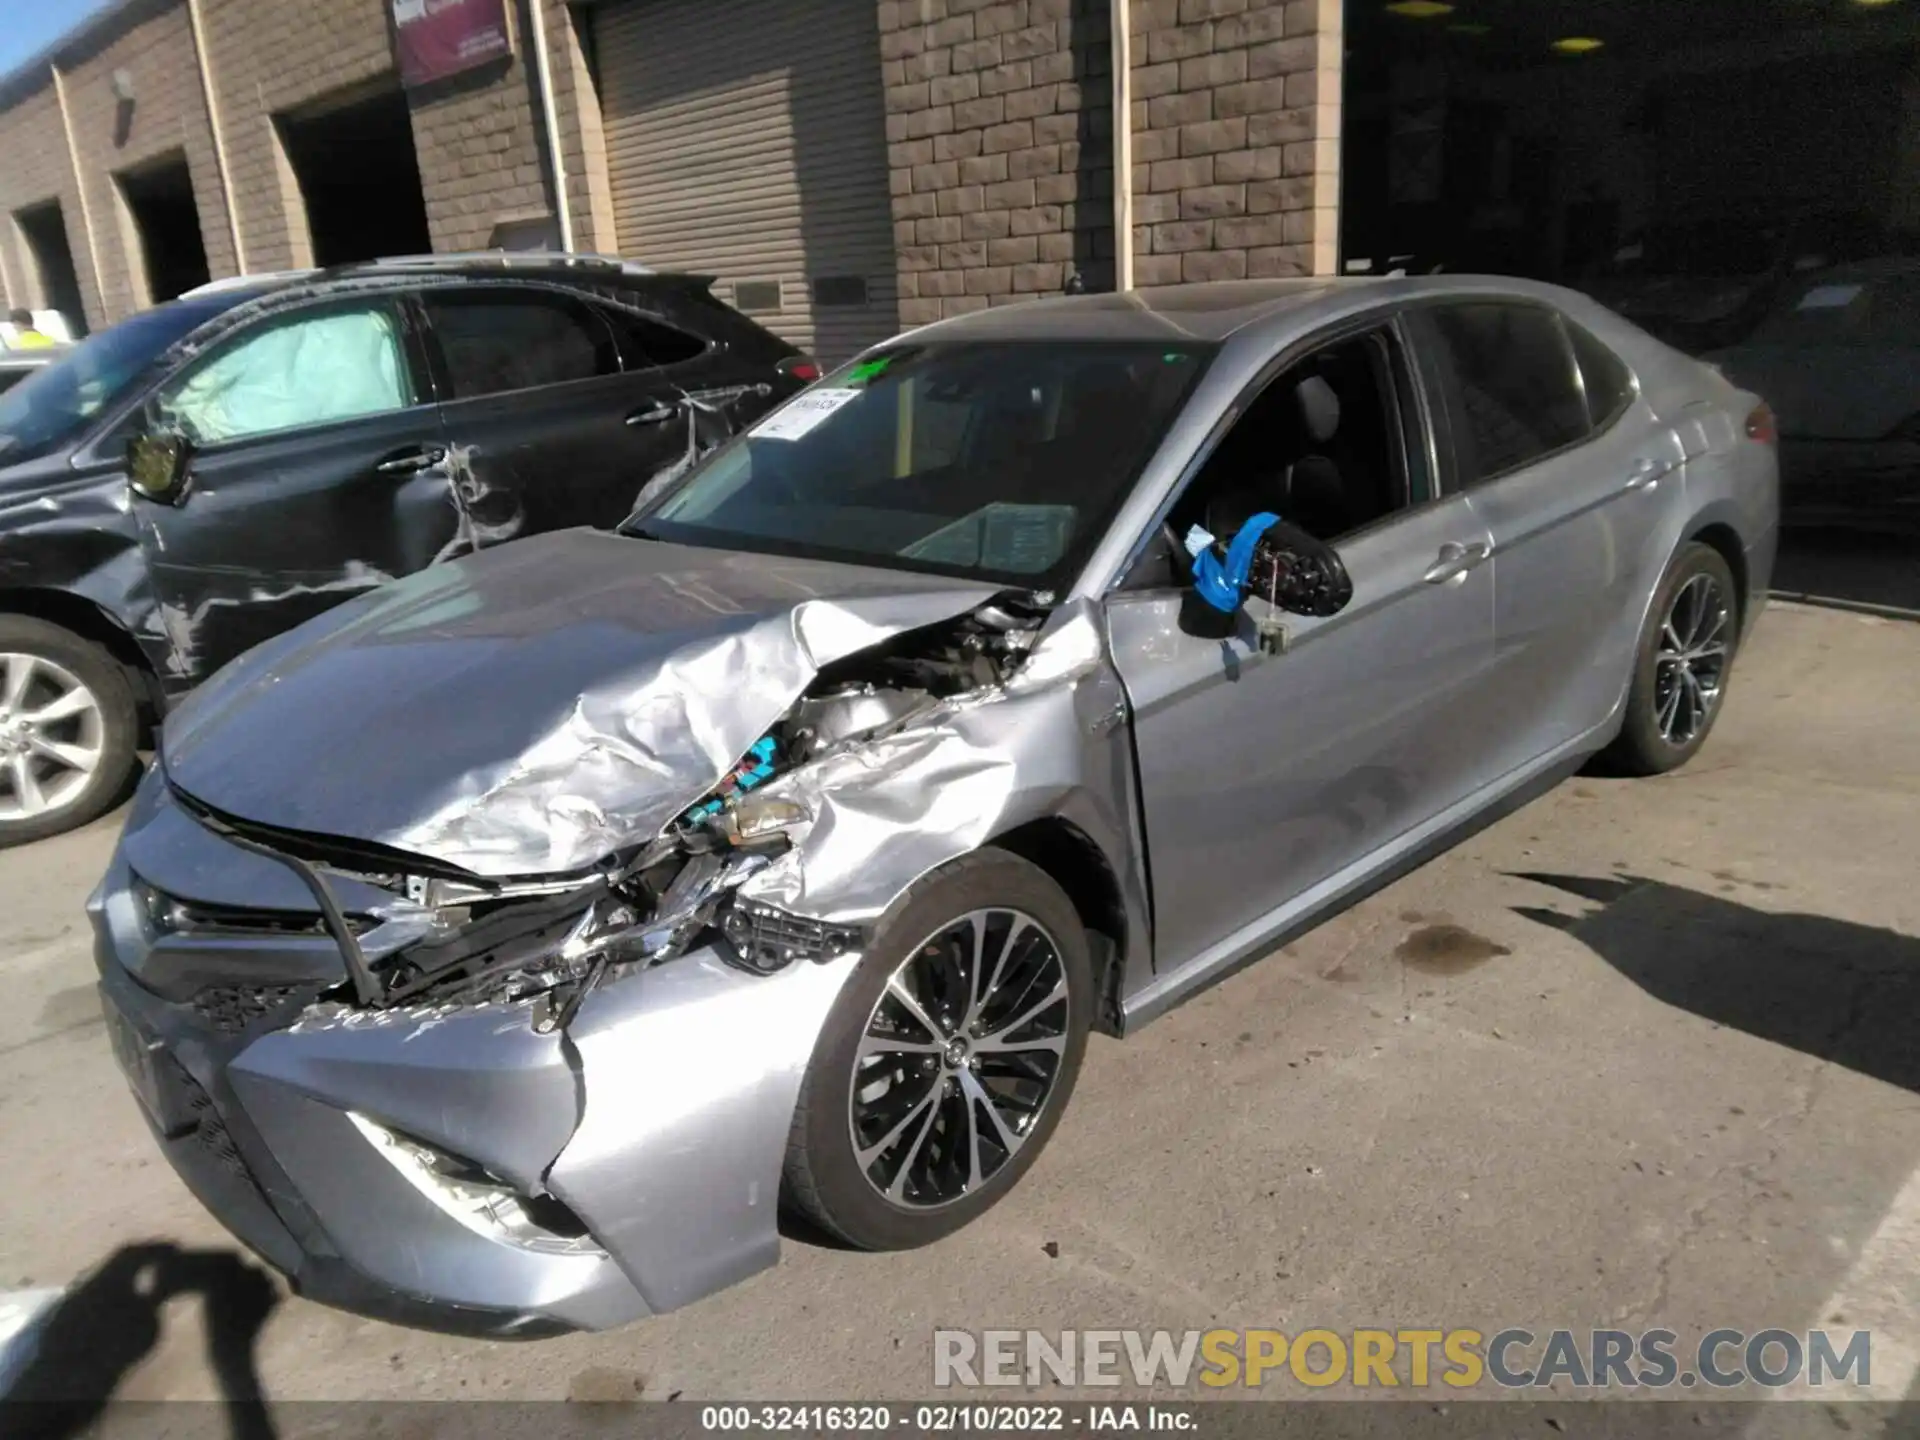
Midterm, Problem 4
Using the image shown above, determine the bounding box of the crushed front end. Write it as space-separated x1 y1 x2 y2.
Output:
89 583 1139 1333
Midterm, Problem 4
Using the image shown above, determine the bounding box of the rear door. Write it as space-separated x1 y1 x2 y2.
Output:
417 284 701 548
1406 301 1682 766
132 294 455 681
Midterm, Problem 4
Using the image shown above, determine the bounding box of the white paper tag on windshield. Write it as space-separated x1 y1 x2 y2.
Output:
752 387 861 441
1797 284 1863 311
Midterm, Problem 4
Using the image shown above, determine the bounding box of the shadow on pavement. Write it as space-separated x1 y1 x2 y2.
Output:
1511 873 1920 1095
1771 528 1920 619
0 1242 278 1440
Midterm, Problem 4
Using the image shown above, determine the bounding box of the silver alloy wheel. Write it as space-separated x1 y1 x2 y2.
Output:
848 908 1070 1209
1653 573 1730 747
0 652 106 822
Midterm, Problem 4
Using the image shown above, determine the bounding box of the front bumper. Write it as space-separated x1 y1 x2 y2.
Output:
90 773 860 1334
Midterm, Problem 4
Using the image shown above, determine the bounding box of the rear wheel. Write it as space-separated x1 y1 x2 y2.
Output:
783 850 1093 1250
1605 543 1738 776
0 617 141 846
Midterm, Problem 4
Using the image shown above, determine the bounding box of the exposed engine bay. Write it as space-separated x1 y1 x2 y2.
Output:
213 591 1057 1028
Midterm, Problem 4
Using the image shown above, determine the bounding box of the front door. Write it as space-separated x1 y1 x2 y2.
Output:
1105 320 1503 975
132 295 456 683
416 285 710 551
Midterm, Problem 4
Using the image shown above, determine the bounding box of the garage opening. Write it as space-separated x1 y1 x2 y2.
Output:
14 200 87 337
594 0 901 363
118 151 210 303
1341 0 1920 352
278 84 432 266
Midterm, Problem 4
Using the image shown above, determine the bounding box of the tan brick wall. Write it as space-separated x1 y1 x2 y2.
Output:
0 78 95 323
197 0 396 272
1128 0 1340 284
58 0 234 324
406 0 552 252
880 0 1116 326
539 0 619 254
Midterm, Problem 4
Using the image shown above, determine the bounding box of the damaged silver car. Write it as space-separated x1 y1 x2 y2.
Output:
92 278 1779 1335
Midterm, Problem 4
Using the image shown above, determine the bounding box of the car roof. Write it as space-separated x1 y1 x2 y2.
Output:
901 280 1352 344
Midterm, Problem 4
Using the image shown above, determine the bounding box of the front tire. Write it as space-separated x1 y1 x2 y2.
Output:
0 617 141 847
783 849 1093 1251
1604 543 1739 776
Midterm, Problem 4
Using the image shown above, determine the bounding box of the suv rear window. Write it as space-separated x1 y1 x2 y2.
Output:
424 289 619 399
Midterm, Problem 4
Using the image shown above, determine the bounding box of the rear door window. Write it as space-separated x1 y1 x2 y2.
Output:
1422 303 1591 486
423 288 619 399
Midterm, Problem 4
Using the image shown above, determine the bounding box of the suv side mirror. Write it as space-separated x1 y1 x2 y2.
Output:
127 430 193 505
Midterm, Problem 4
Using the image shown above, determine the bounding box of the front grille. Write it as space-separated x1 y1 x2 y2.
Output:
167 1056 251 1181
191 983 310 1034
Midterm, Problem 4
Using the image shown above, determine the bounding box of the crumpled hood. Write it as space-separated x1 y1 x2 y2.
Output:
162 529 999 877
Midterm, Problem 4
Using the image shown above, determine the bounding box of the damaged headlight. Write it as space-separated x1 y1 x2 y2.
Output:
346 1112 604 1257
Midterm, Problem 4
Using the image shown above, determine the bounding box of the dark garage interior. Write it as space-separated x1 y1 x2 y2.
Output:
277 84 433 266
1341 0 1920 352
118 151 210 303
15 199 88 337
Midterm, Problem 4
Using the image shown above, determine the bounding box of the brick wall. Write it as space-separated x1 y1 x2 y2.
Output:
406 0 552 253
1129 0 1340 284
0 80 91 322
197 0 397 272
59 0 234 324
879 0 1116 326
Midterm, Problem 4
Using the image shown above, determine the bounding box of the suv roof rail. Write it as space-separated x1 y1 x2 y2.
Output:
180 269 321 297
342 250 657 277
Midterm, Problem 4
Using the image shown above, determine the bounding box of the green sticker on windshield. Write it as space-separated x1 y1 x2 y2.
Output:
847 357 893 384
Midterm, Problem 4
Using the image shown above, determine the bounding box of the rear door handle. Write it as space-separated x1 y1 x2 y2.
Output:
626 400 678 427
1422 539 1492 585
375 444 447 475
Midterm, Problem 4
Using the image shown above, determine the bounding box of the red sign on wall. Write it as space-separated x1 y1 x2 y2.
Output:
391 0 512 88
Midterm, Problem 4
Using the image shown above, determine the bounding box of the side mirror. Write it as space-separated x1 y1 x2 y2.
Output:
1179 513 1354 640
127 430 193 505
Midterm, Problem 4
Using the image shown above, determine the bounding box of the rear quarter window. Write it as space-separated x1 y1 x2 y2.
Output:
1567 322 1636 430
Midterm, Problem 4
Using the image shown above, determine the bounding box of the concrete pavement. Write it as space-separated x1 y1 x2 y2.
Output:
0 593 1915 1412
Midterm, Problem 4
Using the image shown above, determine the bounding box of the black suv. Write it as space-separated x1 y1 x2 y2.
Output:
0 253 813 844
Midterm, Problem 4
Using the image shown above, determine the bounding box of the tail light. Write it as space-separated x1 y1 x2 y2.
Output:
1745 403 1777 444
780 357 821 384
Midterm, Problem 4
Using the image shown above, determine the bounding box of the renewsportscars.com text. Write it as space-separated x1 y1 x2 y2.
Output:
932 1327 1873 1391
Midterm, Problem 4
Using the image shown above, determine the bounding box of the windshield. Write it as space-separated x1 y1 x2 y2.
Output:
0 293 250 466
625 340 1215 588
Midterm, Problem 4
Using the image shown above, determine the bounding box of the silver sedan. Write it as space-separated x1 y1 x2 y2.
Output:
91 277 1778 1334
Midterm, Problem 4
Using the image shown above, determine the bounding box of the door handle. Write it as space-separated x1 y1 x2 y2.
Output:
1422 539 1492 585
626 400 679 427
1624 457 1666 491
375 444 447 475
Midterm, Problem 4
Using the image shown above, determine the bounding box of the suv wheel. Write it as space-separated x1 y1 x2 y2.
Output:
783 849 1093 1250
0 617 141 846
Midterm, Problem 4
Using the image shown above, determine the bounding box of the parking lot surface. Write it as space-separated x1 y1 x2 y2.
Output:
1 588 1916 1410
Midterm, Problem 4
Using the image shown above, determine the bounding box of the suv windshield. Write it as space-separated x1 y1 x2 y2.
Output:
0 292 252 466
626 340 1214 588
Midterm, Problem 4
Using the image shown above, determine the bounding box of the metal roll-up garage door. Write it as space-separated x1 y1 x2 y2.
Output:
595 0 900 363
